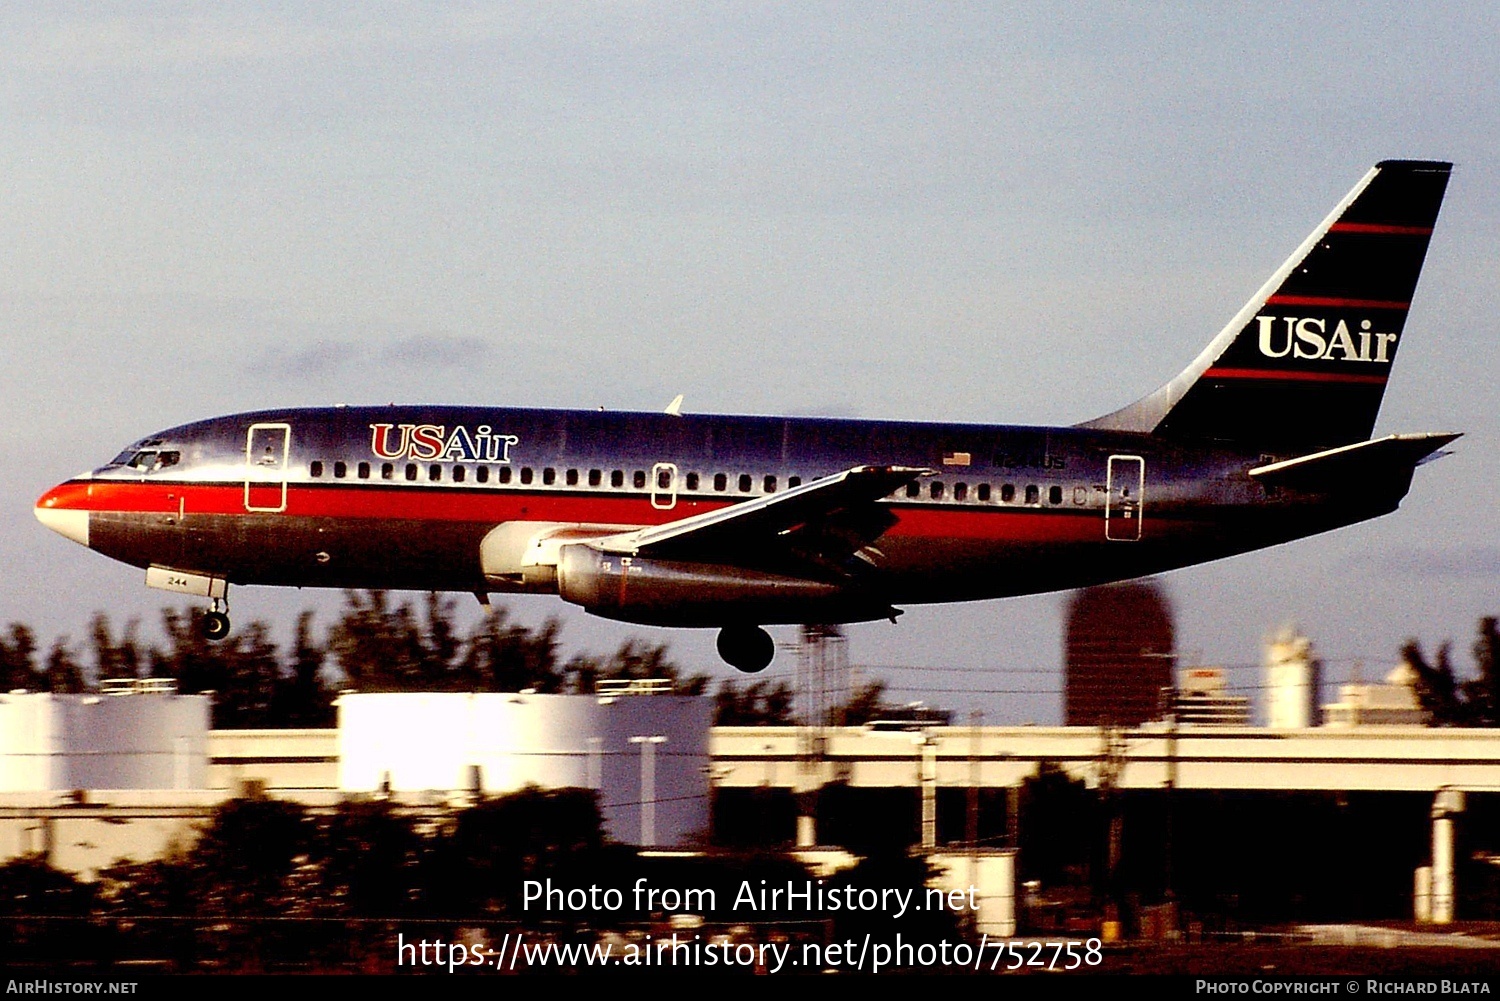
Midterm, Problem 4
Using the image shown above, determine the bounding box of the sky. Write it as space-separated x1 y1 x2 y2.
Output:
2 3 1495 723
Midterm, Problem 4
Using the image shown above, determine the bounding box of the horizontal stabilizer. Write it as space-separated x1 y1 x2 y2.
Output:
1248 432 1461 491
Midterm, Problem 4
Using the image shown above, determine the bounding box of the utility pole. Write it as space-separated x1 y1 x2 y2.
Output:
794 624 847 847
1097 724 1127 942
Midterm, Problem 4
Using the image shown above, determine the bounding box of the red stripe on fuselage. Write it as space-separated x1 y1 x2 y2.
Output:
49 480 1167 544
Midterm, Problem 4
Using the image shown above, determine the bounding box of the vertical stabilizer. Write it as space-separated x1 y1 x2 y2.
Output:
1081 161 1451 451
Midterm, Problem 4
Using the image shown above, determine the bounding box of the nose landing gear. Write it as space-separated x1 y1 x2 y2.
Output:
200 598 231 642
716 625 774 673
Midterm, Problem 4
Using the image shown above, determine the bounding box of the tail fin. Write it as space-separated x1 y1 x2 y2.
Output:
1081 160 1452 451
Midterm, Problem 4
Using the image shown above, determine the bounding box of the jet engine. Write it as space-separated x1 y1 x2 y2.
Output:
555 543 848 627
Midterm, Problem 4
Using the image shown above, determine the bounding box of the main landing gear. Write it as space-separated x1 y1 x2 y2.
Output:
716 625 774 673
200 597 231 642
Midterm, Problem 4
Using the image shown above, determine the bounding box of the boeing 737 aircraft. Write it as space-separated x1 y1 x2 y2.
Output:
36 161 1456 672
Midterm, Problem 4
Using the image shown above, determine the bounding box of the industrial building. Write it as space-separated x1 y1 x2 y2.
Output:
338 687 712 845
0 633 1496 932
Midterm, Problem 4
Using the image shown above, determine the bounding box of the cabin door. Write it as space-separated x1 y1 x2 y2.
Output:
650 462 679 510
1105 454 1144 541
245 423 291 513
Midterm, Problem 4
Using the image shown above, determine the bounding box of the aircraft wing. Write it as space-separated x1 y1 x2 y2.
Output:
1248 432 1461 491
592 465 931 574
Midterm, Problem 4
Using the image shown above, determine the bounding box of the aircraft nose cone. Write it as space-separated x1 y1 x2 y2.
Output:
35 483 90 547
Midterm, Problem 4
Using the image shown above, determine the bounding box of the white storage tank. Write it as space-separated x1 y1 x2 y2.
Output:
1265 626 1323 728
0 681 209 791
338 689 712 847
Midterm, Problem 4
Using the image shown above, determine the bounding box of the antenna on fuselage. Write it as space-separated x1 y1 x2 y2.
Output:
664 394 685 417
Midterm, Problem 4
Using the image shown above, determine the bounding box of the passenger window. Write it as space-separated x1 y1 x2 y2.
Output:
1025 484 1039 505
476 466 489 484
657 468 671 489
930 481 944 500
588 469 602 487
310 461 324 478
764 475 777 493
977 483 991 502
788 476 801 488
520 467 533 485
357 461 370 480
1073 486 1087 505
1001 483 1015 503
611 470 624 488
906 482 920 498
685 472 700 491
429 464 442 482
334 461 347 479
543 467 556 486
453 465 466 483
954 482 968 502
381 463 394 480
566 469 579 486
405 464 418 482
714 473 727 492
1049 485 1062 505
633 470 647 489
500 467 513 484
738 474 752 493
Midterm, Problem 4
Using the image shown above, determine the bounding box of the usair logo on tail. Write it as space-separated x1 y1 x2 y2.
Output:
1255 316 1399 363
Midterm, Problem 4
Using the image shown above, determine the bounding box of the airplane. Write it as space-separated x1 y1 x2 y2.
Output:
36 160 1457 673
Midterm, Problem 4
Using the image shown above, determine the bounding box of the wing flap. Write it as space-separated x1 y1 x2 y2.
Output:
592 465 930 567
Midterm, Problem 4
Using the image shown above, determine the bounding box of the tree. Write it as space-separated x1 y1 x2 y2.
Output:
89 613 142 682
326 590 456 691
713 677 796 724
0 623 39 691
563 637 707 695
836 678 891 725
425 786 614 918
458 607 565 692
272 610 334 727
188 795 316 917
1404 616 1500 726
1018 761 1098 888
315 798 425 916
43 638 87 693
152 609 291 728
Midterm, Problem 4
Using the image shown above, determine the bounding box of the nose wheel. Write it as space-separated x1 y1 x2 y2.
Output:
200 598 231 642
716 625 774 673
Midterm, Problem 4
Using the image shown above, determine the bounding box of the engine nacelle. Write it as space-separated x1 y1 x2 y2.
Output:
556 544 859 627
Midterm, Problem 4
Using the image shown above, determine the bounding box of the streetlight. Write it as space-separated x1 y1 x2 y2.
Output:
629 735 668 846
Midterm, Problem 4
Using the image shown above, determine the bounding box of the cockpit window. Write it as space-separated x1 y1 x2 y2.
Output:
126 450 180 473
113 439 167 467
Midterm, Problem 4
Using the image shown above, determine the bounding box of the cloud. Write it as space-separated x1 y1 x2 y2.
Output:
255 335 489 380
1343 546 1500 580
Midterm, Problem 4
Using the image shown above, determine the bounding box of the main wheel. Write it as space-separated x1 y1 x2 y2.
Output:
716 625 774 673
201 611 232 642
